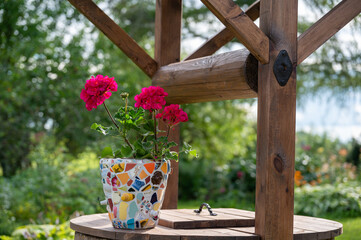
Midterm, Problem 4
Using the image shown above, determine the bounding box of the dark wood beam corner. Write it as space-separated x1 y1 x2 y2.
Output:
67 0 158 77
201 0 269 64
184 0 260 61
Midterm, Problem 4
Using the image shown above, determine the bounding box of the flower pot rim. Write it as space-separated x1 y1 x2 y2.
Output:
100 158 169 162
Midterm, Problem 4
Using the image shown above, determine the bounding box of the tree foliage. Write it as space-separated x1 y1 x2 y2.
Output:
0 0 360 177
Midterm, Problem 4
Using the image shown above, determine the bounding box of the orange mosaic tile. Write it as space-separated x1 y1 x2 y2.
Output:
144 163 155 174
139 170 148 179
161 162 167 174
117 173 129 185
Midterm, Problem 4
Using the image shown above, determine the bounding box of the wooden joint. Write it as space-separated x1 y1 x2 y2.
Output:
245 54 258 93
201 0 269 64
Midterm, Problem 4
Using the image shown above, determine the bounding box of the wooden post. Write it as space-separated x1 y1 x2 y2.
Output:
255 0 298 239
153 0 182 209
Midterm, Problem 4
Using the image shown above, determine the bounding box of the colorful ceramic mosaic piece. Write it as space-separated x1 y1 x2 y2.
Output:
100 158 171 229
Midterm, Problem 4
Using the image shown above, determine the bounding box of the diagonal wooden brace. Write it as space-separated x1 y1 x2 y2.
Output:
201 0 269 64
298 0 361 65
184 0 260 61
68 0 158 77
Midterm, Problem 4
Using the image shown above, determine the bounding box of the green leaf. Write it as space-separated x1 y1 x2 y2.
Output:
183 141 198 158
114 150 122 158
165 151 178 161
121 145 134 158
189 150 198 158
91 123 117 136
167 141 178 148
101 147 114 158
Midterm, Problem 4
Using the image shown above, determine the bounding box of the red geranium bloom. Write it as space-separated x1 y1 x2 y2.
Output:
156 104 188 127
80 75 117 111
134 86 168 111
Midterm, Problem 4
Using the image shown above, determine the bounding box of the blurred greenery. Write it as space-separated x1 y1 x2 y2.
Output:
0 0 360 239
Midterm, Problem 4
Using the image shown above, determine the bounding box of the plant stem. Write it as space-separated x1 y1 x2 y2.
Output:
166 126 170 139
123 135 134 152
153 110 158 156
103 102 119 130
103 102 133 151
125 97 128 114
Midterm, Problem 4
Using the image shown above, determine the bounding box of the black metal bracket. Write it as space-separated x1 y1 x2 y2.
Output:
194 203 217 216
273 50 293 87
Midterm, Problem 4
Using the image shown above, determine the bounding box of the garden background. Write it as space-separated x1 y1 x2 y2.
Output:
0 0 360 239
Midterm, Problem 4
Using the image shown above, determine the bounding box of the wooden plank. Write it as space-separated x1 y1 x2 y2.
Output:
159 209 254 229
255 0 298 239
201 0 269 64
298 0 361 64
152 49 258 104
154 0 182 209
67 0 157 77
213 208 255 219
184 0 260 61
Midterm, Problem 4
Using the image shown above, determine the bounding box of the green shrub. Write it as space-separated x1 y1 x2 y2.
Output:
295 182 361 217
0 140 105 235
0 222 73 240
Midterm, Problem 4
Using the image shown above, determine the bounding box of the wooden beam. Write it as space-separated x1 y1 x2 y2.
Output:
201 0 269 64
67 0 158 77
255 0 298 239
184 0 260 61
152 49 258 104
298 0 361 64
154 0 182 209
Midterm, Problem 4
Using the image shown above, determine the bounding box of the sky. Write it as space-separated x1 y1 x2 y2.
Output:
182 0 361 143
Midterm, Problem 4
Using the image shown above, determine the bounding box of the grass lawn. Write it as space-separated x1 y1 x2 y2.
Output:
178 200 361 239
332 217 361 240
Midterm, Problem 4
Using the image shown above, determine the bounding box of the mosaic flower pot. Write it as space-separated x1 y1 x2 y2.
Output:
100 158 171 229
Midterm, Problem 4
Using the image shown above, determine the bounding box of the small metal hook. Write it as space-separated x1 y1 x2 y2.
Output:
194 203 217 216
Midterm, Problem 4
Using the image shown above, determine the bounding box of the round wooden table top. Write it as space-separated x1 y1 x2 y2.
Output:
70 209 342 240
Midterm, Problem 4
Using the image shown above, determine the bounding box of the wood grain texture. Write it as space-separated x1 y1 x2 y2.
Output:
255 0 298 239
70 212 342 240
67 0 157 77
184 0 260 61
298 0 361 64
152 49 258 104
153 0 182 209
159 209 254 229
201 0 269 64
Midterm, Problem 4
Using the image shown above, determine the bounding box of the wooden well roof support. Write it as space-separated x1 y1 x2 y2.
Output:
153 49 258 104
298 0 361 64
67 0 158 77
184 0 260 61
153 0 182 209
201 0 269 64
255 0 298 239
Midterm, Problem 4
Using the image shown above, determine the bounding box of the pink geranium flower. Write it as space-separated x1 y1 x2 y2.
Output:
80 75 117 111
134 86 168 111
156 104 188 127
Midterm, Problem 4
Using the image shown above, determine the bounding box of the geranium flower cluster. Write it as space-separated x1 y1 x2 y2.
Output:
80 75 118 111
80 75 196 161
134 86 168 111
156 104 188 127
